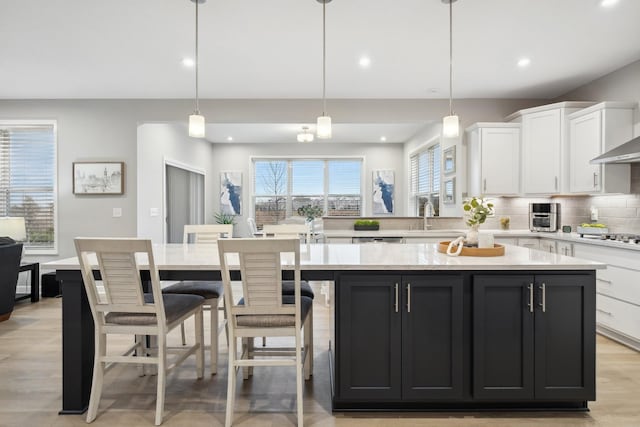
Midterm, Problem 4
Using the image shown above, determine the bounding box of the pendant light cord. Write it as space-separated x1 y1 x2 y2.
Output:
448 0 453 116
195 0 200 114
322 1 327 116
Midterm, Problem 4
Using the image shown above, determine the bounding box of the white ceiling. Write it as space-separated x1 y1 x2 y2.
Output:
203 122 432 144
2 0 640 100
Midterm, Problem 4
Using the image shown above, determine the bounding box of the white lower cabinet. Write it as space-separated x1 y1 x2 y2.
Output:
574 243 640 350
556 241 574 256
517 238 540 250
538 239 556 253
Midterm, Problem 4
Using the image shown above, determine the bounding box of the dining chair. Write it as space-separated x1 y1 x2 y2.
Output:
74 237 204 426
183 223 233 243
218 238 313 427
246 217 258 236
0 241 23 322
259 224 315 347
162 223 232 374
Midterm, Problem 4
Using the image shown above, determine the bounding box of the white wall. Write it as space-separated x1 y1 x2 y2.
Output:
137 124 216 243
0 98 544 258
210 142 405 237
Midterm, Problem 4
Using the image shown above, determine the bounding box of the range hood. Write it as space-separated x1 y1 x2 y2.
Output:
591 135 640 164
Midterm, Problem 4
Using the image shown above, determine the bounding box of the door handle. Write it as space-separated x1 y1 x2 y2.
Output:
539 283 546 312
407 283 411 313
394 283 399 313
528 283 534 313
596 277 612 285
596 308 613 316
554 176 558 191
593 172 598 188
483 179 487 192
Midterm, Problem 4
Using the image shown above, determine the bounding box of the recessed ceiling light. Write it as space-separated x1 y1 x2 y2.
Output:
182 57 195 67
600 0 619 7
517 57 531 68
359 56 371 69
380 136 387 142
226 136 233 142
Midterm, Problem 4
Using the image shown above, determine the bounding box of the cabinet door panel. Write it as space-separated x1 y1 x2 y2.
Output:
481 128 520 195
337 274 402 400
534 274 595 400
569 111 601 193
473 275 534 400
402 275 464 400
523 110 561 194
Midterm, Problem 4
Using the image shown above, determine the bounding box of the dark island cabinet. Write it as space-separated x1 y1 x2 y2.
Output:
336 273 464 402
473 273 595 401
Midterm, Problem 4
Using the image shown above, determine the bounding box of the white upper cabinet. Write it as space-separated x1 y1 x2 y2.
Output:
568 102 635 194
466 123 520 196
506 102 594 195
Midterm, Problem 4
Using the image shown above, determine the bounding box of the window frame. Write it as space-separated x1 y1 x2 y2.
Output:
251 156 364 225
0 120 58 255
409 137 441 217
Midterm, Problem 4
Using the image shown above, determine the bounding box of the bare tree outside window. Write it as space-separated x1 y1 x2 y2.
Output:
255 161 287 226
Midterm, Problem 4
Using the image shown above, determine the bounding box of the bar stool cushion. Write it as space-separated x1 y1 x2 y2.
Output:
105 293 204 326
282 280 315 299
236 295 313 327
162 280 224 299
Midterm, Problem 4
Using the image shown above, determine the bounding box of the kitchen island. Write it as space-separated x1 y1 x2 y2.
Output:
46 242 604 413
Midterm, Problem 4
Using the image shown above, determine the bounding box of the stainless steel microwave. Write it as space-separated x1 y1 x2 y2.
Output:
529 203 559 232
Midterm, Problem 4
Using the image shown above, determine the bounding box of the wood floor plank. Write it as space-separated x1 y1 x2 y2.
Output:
1 292 639 427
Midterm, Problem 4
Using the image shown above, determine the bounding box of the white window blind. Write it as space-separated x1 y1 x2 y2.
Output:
409 143 440 216
0 122 57 252
253 158 361 227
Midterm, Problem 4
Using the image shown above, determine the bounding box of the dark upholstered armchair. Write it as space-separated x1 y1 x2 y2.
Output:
0 241 23 322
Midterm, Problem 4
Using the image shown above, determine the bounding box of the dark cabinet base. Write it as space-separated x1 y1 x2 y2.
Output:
332 270 595 412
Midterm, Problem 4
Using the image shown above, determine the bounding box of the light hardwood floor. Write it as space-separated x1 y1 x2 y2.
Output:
1 294 639 427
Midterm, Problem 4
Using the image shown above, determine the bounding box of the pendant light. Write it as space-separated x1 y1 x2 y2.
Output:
442 0 459 138
316 0 332 139
297 126 314 143
188 0 206 138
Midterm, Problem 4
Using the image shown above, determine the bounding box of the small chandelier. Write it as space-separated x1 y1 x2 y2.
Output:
297 126 314 143
316 0 332 139
188 0 206 138
442 0 459 138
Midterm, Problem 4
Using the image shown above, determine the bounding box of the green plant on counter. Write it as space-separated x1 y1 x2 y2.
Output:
297 204 324 222
463 197 494 227
214 211 236 225
354 219 379 226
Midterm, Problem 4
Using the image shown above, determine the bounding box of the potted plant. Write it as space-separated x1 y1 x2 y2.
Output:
297 204 324 223
214 211 236 225
354 219 380 231
462 197 494 246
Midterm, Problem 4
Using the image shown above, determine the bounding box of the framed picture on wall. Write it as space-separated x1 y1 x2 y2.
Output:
443 146 456 174
220 171 242 215
444 177 456 204
73 162 124 195
372 170 394 214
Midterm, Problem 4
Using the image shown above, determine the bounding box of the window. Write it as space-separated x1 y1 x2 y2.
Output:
253 158 361 227
409 142 440 216
0 121 57 253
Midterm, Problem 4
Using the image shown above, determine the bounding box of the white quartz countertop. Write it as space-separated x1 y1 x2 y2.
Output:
45 242 604 271
323 229 640 252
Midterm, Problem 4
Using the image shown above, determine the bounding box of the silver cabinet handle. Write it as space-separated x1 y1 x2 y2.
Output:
528 283 534 313
596 308 613 316
593 172 598 188
555 176 558 191
483 179 487 192
394 283 399 313
407 283 411 313
539 283 546 312
597 277 612 284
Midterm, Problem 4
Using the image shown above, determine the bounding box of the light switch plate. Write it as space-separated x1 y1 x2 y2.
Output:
113 208 122 218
